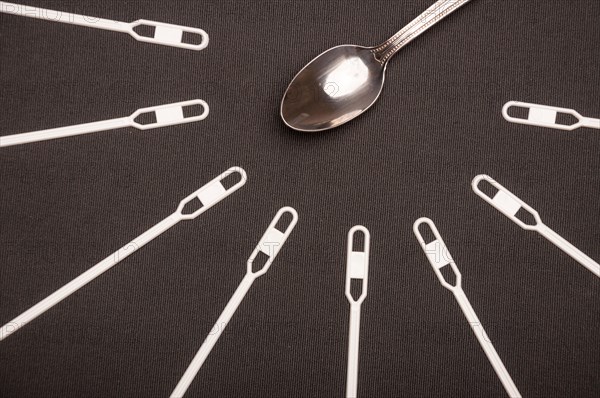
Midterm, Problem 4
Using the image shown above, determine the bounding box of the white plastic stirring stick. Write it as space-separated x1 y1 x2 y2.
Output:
170 207 298 398
0 2 208 50
345 226 370 398
0 100 209 148
472 175 600 278
503 101 600 131
0 167 247 342
413 218 522 398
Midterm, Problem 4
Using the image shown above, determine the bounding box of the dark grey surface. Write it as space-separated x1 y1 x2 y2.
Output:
1 1 598 397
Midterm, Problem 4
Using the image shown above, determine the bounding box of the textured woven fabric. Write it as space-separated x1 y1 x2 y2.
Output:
0 1 598 397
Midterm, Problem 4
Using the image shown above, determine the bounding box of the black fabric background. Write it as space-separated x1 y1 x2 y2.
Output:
0 1 598 397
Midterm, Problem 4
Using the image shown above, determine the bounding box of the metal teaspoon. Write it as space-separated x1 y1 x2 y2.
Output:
280 0 474 132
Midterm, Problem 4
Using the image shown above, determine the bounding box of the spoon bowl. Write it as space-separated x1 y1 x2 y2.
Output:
280 0 473 132
281 45 386 132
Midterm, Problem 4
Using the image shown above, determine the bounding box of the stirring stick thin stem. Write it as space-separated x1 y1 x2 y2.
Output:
580 117 600 129
346 304 361 398
0 117 131 148
0 213 181 341
170 273 255 398
0 2 130 32
537 224 600 277
452 288 522 398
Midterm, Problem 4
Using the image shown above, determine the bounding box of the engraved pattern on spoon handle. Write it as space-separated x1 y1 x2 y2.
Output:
373 0 472 63
373 0 457 51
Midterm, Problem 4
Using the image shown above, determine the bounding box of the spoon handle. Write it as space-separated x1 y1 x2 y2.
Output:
373 0 473 63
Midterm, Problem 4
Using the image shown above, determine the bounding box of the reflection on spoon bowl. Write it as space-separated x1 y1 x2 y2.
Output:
280 45 385 132
280 0 474 132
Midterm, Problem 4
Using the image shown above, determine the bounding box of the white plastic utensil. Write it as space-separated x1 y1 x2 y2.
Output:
170 207 298 398
0 2 208 50
0 167 247 341
472 175 600 278
413 218 522 398
503 101 600 131
0 100 209 148
345 226 370 398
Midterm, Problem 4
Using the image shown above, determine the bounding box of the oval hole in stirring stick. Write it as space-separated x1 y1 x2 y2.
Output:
133 111 158 126
251 251 270 274
439 264 458 288
514 208 538 227
416 222 437 245
180 197 204 215
555 112 579 127
219 169 245 190
274 211 295 232
505 104 529 120
182 30 205 45
132 24 155 38
182 103 208 119
475 177 500 199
